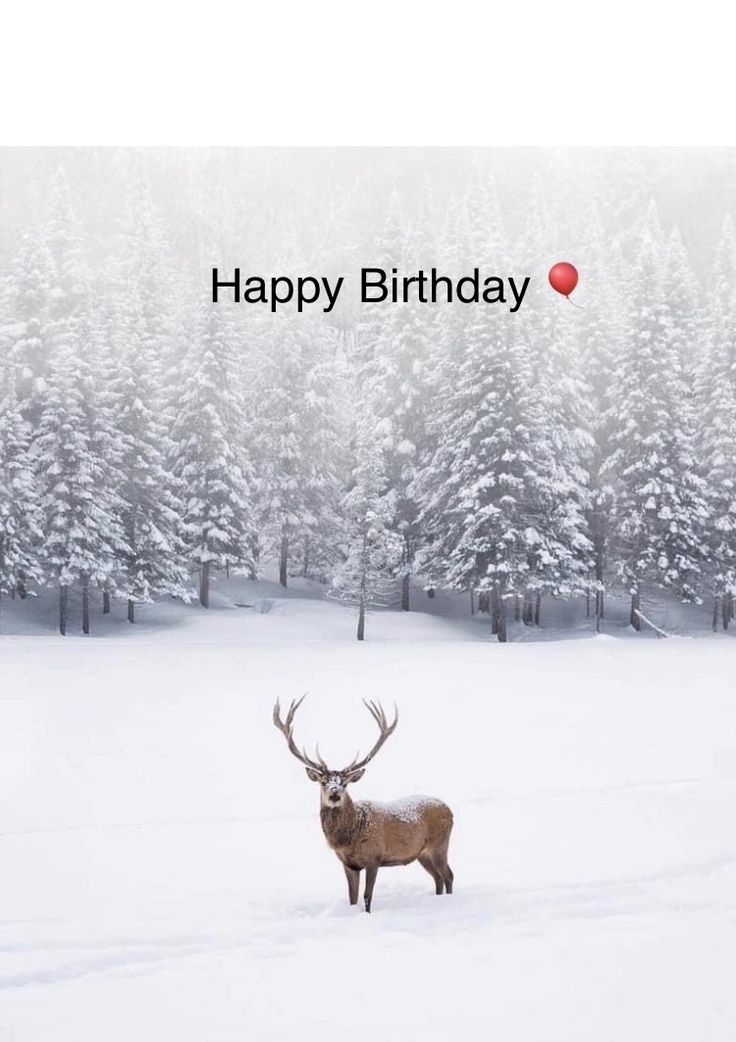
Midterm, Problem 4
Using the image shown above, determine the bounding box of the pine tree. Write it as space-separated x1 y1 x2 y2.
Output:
329 413 402 640
252 311 345 587
698 215 736 627
604 232 708 626
33 169 127 634
6 230 54 413
525 303 592 620
115 169 183 397
514 186 592 623
103 285 189 621
36 329 127 635
371 291 433 611
171 303 256 607
666 226 701 381
99 171 191 619
577 228 628 628
0 362 43 625
415 305 545 641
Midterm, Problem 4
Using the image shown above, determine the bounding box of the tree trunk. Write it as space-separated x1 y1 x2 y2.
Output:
630 589 641 631
128 598 135 623
478 591 489 613
200 561 210 608
523 591 533 625
279 531 289 588
82 577 90 635
534 592 541 626
302 535 310 578
585 587 590 617
102 589 110 614
357 594 366 641
490 586 500 635
59 584 68 636
723 593 730 631
469 588 475 615
595 544 605 619
514 595 521 621
401 573 410 612
427 587 435 599
497 595 508 643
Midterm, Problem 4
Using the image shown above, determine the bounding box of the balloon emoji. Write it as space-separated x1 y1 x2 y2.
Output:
548 262 582 308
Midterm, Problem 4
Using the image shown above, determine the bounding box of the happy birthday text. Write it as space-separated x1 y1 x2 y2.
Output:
212 268 532 314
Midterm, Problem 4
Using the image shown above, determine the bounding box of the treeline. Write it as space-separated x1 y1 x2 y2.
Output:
0 162 735 641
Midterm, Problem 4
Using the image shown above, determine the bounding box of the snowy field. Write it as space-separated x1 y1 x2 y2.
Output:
1 581 736 1040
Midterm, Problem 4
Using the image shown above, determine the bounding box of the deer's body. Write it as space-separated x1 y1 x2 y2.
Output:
322 794 453 868
273 697 454 911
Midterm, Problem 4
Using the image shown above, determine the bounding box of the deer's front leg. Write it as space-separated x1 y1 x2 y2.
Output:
364 864 379 913
344 865 360 906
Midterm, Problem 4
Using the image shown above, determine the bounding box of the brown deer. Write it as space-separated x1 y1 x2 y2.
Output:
272 696 454 912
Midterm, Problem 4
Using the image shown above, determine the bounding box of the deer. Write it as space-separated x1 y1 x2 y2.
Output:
272 696 454 912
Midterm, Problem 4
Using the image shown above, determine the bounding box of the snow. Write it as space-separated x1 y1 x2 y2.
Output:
1 581 736 1040
371 795 446 823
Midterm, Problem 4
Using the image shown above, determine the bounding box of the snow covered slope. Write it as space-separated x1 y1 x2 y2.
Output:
1 584 735 1040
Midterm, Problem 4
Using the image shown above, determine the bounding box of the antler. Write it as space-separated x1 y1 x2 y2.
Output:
272 695 328 773
343 700 399 774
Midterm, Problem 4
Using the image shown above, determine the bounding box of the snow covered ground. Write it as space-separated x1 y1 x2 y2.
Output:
1 580 735 1040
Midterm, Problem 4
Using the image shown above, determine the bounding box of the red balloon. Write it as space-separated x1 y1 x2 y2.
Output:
548 261 579 297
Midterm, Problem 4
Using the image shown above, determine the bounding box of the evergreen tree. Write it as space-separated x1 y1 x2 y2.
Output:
604 232 708 626
35 328 127 635
329 412 402 640
104 284 189 620
525 303 592 619
33 169 127 634
0 362 42 624
6 230 53 411
252 311 345 587
370 291 433 611
577 227 628 627
698 215 736 627
171 303 257 607
415 307 544 641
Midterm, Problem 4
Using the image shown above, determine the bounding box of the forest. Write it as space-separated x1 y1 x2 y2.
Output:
0 147 735 640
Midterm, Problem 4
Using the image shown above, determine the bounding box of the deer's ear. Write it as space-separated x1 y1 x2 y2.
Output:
346 768 365 784
305 768 322 782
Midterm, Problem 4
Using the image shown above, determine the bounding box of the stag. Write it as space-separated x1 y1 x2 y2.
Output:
272 696 454 912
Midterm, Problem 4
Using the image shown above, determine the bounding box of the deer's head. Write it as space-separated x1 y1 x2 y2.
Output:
272 695 398 810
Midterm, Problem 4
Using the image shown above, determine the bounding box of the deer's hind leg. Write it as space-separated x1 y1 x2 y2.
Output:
418 852 445 895
343 865 360 906
431 838 454 895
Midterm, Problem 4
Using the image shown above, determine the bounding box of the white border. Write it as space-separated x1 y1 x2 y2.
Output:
1 0 732 146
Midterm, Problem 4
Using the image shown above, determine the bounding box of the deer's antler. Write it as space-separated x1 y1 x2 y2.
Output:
272 695 328 773
343 700 398 774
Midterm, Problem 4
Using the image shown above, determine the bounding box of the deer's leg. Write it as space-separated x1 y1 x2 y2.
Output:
432 841 454 895
418 853 444 895
364 864 379 913
344 865 360 906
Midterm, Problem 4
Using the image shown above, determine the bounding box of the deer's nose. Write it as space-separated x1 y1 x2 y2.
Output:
329 792 341 802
